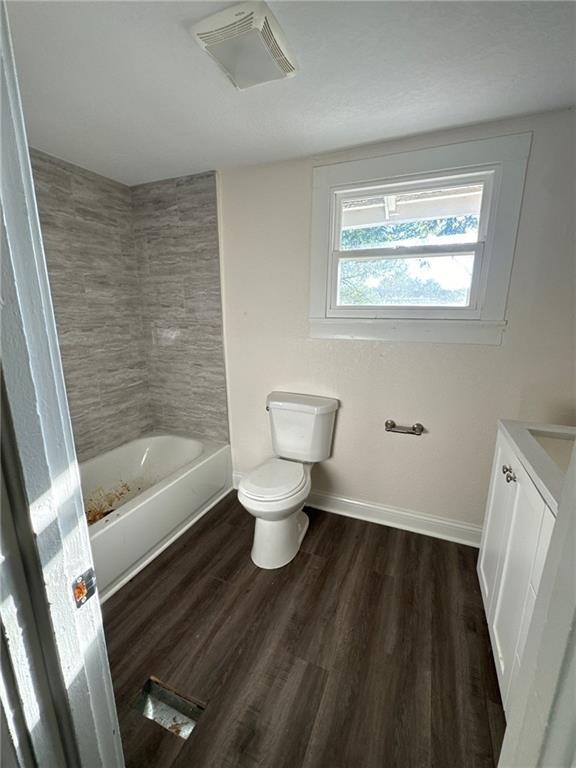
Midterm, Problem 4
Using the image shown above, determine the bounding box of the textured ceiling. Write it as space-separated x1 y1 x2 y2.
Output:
8 1 576 185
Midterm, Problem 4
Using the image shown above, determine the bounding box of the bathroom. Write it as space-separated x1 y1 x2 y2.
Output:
1 2 574 767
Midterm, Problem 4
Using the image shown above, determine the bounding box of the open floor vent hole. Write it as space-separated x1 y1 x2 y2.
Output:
136 677 206 740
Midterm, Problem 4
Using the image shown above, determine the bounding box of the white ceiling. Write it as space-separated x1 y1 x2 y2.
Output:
8 1 576 186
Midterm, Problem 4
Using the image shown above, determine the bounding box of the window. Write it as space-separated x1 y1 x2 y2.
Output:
332 172 491 317
310 134 531 343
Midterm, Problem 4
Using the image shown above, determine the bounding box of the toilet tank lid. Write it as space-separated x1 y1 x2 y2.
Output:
267 391 339 415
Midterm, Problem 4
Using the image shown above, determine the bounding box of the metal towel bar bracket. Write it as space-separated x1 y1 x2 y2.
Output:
385 419 425 436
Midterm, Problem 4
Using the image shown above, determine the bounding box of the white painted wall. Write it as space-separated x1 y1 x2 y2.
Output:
218 110 575 529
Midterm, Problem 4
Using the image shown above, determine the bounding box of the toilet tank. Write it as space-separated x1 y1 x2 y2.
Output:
267 392 339 462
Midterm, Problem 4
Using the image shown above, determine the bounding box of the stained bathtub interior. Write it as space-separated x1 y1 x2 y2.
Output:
83 440 213 525
85 480 143 523
84 451 171 524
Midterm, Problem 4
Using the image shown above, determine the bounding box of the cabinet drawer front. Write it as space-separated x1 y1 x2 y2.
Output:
491 461 546 703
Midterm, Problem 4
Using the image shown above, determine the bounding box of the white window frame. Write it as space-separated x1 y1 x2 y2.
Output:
310 133 532 344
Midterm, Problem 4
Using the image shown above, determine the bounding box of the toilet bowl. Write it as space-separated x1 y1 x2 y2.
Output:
238 458 312 569
237 392 339 570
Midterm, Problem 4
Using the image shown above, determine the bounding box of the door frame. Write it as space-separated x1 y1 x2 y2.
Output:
1 3 124 765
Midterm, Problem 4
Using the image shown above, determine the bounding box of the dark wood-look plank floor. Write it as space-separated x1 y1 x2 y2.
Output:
103 493 505 768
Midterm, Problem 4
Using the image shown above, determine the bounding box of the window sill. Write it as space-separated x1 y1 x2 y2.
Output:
309 318 506 345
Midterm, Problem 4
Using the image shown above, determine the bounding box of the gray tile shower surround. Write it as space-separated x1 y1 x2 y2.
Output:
31 150 228 462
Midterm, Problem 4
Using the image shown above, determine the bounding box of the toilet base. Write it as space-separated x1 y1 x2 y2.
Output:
251 509 309 569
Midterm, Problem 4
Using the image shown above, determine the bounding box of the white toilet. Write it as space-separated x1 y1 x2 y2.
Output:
238 391 339 569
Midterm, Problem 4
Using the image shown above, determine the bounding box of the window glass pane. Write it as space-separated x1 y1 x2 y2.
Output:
340 183 483 250
337 253 475 307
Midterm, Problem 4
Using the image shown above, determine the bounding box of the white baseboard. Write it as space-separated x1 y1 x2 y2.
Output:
233 471 481 547
307 490 481 547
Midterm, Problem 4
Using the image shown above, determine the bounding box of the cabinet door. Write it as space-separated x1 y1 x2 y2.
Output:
478 436 516 616
491 460 546 703
505 504 555 709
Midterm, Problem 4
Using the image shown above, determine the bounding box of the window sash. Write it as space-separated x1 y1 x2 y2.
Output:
332 169 495 252
328 242 485 319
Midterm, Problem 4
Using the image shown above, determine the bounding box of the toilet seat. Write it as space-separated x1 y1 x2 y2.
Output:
239 458 307 502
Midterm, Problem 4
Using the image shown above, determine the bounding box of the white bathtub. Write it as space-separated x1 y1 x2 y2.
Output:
81 434 232 602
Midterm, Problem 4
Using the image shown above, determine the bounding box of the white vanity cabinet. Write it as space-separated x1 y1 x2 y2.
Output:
478 420 575 712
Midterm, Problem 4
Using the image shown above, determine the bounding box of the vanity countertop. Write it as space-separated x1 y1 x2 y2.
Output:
499 420 575 515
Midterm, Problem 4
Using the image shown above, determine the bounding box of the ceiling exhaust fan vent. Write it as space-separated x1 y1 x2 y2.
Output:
196 13 255 47
261 16 295 75
192 2 298 90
